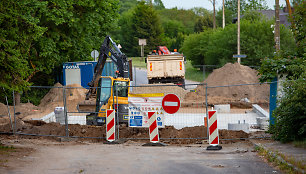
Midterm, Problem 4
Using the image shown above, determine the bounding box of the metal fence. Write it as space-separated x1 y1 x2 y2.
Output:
0 82 273 142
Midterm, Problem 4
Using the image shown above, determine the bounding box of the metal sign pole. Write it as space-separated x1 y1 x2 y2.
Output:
12 90 16 134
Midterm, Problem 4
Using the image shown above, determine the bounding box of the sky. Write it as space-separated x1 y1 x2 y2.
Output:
161 0 287 10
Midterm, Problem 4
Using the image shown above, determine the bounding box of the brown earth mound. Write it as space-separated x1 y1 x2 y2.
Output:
184 63 269 105
0 121 249 144
39 83 87 111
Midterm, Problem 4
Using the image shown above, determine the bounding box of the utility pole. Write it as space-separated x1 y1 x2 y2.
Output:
237 0 241 63
275 0 280 52
222 0 225 28
213 0 216 29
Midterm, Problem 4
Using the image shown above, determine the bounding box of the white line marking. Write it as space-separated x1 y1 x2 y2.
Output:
164 101 178 107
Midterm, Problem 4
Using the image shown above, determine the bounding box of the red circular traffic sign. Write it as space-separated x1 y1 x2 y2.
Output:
162 94 180 114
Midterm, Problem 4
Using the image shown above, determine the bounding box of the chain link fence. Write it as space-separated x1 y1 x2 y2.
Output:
0 81 274 143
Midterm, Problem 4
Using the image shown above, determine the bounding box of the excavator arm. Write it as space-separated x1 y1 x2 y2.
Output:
86 36 129 99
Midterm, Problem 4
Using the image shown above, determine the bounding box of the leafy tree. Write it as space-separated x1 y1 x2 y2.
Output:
120 1 163 56
258 1 305 142
193 8 213 32
158 8 198 34
216 8 235 27
0 0 119 103
225 0 268 16
119 0 137 13
182 16 296 67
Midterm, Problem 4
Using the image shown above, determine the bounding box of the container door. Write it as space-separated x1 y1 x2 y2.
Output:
80 63 94 88
65 68 81 86
147 61 164 78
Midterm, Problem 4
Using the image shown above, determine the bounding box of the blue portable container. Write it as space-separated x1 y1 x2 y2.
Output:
63 60 117 88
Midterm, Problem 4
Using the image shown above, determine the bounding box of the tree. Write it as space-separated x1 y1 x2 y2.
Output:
258 1 305 142
121 1 163 56
225 0 268 15
0 0 119 104
181 17 296 67
194 15 213 32
193 8 213 32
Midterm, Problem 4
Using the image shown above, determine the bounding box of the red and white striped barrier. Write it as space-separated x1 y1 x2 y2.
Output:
207 110 222 150
106 109 115 142
148 112 159 143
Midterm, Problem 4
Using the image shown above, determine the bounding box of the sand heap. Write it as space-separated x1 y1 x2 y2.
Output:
184 63 269 105
36 83 87 113
39 83 87 107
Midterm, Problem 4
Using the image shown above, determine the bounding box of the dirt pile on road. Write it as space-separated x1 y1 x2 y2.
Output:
184 63 269 105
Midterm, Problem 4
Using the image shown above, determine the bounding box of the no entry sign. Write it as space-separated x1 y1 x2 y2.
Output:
162 94 180 114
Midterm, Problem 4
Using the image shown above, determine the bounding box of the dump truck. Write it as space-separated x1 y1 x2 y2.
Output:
77 36 132 125
146 47 185 87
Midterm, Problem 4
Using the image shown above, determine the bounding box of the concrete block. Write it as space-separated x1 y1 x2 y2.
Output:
256 117 269 130
214 104 230 113
252 104 269 118
228 123 249 133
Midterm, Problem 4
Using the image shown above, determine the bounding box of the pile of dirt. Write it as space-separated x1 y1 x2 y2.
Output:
39 83 87 112
0 121 249 144
184 63 269 105
131 83 188 102
0 102 39 123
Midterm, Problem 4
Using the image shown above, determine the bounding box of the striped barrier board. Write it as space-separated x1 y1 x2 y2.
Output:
207 110 222 150
106 109 115 142
148 111 159 143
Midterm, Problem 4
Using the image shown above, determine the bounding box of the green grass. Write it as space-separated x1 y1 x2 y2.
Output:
130 57 146 68
185 61 209 82
255 145 304 174
0 144 15 150
293 140 306 149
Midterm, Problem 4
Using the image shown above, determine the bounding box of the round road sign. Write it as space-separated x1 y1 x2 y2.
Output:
162 94 180 114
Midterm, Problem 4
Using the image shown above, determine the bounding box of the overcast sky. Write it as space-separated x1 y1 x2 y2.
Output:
161 0 287 10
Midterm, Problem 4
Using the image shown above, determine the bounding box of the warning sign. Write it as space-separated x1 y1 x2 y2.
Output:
128 93 164 128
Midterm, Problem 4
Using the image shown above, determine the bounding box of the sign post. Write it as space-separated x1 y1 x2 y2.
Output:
91 50 99 61
233 54 247 64
139 39 147 57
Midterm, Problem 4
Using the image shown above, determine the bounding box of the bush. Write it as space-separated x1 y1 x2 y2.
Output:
271 75 306 142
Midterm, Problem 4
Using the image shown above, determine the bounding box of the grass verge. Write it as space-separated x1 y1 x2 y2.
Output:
293 140 306 149
0 144 16 167
255 145 305 174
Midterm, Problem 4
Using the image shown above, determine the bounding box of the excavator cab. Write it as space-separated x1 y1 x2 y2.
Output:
92 76 130 125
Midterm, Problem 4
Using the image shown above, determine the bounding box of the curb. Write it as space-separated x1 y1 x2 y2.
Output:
252 141 305 173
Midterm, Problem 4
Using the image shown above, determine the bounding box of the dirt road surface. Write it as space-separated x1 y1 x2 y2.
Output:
1 140 279 174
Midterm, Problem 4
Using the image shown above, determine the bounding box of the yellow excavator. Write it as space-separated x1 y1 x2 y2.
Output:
78 36 132 125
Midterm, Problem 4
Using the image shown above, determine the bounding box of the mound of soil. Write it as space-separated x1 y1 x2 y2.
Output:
39 83 87 111
184 63 269 105
0 121 249 144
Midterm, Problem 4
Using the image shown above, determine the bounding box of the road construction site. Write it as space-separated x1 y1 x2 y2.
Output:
1 63 305 174
0 63 270 140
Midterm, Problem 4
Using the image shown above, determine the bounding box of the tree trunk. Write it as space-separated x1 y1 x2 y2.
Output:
14 92 20 106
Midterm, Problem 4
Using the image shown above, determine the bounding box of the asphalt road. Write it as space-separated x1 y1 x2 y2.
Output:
4 142 279 174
